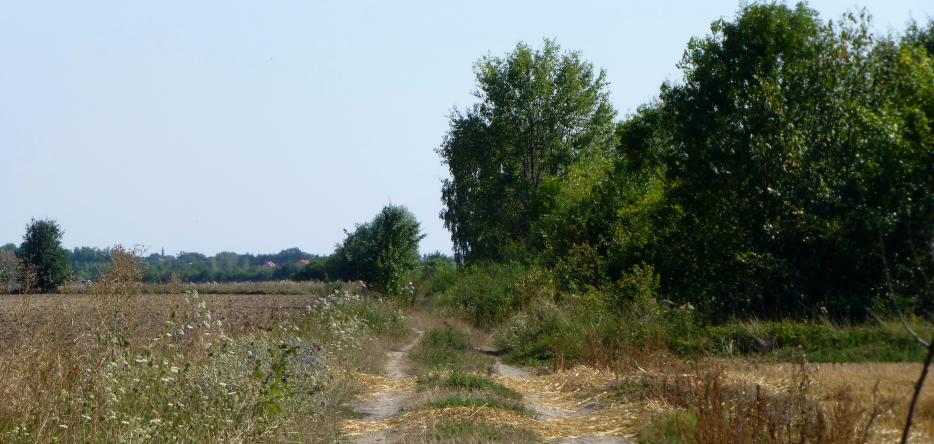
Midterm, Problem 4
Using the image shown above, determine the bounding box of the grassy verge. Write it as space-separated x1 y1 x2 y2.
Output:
417 373 522 400
0 249 407 442
496 296 934 366
409 323 493 374
407 420 540 444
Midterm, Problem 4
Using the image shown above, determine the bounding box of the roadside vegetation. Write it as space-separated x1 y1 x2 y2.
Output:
0 246 407 443
4 1 934 442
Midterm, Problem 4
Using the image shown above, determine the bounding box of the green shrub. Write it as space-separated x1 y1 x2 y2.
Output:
410 324 486 373
696 318 932 362
440 262 545 327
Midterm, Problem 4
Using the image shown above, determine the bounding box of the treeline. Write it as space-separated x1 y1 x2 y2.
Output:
2 205 446 291
435 3 934 323
141 247 321 282
0 242 321 283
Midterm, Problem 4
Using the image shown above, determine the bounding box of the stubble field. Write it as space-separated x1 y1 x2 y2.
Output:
2 291 933 443
0 292 321 348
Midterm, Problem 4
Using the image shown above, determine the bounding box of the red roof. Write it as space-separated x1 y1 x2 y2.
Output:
258 261 277 269
296 259 310 265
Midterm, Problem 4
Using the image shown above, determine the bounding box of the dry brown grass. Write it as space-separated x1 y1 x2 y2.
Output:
0 292 332 349
343 364 641 440
0 249 405 443
136 279 359 296
625 357 934 444
723 360 934 442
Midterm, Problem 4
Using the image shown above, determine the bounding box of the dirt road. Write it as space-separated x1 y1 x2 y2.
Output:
343 335 633 443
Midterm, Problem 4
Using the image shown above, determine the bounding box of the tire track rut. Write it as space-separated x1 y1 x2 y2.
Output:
343 336 633 443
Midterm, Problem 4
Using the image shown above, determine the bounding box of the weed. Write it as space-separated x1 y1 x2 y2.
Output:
636 411 697 444
0 245 405 443
410 324 491 374
407 419 540 444
422 396 529 415
435 262 541 327
417 373 522 400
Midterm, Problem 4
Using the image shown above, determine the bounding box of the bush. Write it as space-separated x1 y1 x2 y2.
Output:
295 205 425 295
438 262 549 327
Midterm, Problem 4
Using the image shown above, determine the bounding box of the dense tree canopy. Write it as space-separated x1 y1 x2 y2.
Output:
437 2 934 322
18 218 71 292
650 3 934 319
338 205 426 294
438 39 618 263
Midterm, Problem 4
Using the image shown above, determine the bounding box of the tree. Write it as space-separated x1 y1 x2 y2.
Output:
653 2 934 319
904 17 934 57
438 39 618 263
17 218 71 292
336 204 426 294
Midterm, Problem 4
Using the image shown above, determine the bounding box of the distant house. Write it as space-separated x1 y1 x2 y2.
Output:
258 261 277 269
295 259 310 266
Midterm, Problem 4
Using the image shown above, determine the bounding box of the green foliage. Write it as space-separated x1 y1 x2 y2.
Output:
131 247 320 284
290 255 344 282
421 252 459 294
637 411 697 444
417 373 522 400
17 218 71 292
439 262 543 327
904 17 934 56
328 204 426 294
438 38 618 263
693 318 932 362
410 324 485 373
646 2 934 320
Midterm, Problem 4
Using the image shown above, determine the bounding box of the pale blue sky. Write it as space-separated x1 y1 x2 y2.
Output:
2 1 931 257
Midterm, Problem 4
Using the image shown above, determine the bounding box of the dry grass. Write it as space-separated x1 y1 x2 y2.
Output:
344 389 638 440
625 356 934 444
0 248 405 443
342 309 934 444
722 360 934 442
0 292 341 348
136 279 364 296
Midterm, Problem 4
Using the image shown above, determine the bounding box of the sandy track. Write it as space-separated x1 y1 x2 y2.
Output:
343 342 633 443
346 331 423 444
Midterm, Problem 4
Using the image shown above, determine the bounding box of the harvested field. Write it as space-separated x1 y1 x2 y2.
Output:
0 292 325 348
3 292 934 443
723 360 934 442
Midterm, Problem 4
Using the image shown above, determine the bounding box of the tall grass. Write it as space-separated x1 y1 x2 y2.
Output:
635 361 881 444
138 279 362 296
0 245 405 443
